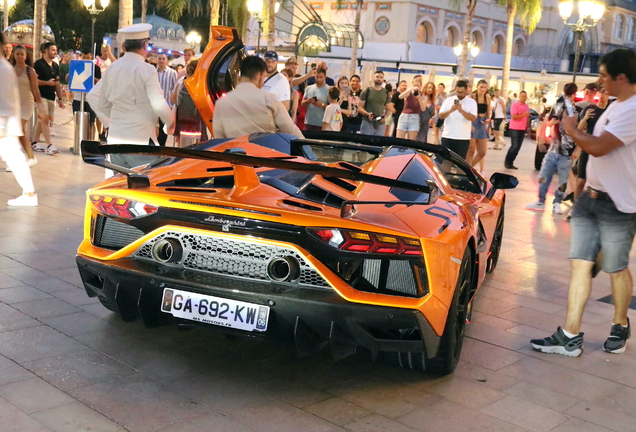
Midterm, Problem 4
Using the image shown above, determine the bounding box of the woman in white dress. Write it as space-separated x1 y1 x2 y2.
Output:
9 45 44 166
1 35 38 206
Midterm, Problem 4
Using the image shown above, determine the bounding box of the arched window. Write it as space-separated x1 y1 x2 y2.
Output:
471 31 483 49
615 14 624 39
629 18 636 42
513 38 525 56
177 30 185 39
167 28 175 38
492 34 504 54
444 26 458 47
157 27 166 38
416 21 434 44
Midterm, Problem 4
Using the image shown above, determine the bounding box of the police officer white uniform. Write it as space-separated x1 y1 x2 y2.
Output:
88 23 173 171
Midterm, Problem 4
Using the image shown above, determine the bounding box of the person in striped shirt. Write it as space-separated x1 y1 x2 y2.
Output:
156 53 177 146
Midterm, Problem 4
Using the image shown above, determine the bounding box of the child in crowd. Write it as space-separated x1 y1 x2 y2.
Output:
322 86 343 131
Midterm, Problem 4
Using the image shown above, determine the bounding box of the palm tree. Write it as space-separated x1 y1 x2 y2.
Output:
266 0 276 51
498 0 542 99
335 0 362 78
161 0 239 40
454 0 477 78
119 0 133 29
142 0 148 22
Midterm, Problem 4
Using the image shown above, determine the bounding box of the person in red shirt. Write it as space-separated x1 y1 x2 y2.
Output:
505 90 530 169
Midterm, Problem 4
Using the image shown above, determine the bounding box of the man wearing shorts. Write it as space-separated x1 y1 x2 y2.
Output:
531 48 636 357
33 42 65 155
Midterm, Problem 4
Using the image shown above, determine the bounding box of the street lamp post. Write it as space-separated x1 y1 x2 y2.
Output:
83 0 109 57
559 0 605 83
186 31 201 52
453 42 480 77
247 0 264 54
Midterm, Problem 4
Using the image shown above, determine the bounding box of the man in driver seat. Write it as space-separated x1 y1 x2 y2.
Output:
213 56 304 139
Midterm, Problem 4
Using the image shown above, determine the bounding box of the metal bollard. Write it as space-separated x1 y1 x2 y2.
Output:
73 111 90 155
28 107 38 143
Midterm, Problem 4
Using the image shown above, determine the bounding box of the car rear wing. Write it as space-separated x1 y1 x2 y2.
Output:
80 140 440 207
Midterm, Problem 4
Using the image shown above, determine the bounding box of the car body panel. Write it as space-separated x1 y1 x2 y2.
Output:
75 28 516 369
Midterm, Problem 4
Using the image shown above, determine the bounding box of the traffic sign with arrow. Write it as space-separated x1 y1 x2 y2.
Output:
69 60 95 93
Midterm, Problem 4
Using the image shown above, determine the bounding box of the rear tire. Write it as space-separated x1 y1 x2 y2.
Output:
384 248 473 374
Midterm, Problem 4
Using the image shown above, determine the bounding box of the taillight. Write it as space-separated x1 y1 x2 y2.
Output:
90 195 158 219
308 228 422 255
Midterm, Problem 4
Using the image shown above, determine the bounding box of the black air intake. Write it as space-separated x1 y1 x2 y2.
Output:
92 215 145 250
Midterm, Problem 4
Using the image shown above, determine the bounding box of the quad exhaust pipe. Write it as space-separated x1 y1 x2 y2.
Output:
267 256 300 282
151 238 183 264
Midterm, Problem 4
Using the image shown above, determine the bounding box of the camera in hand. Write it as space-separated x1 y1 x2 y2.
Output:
413 90 420 97
311 63 316 68
454 99 460 105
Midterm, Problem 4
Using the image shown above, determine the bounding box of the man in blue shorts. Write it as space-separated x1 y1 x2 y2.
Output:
531 48 636 357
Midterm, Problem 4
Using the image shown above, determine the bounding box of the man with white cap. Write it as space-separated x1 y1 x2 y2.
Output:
87 23 173 171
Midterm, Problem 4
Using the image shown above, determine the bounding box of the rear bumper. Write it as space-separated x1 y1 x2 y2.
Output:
76 255 441 359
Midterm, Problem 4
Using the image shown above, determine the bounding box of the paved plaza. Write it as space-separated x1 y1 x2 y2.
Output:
0 109 634 432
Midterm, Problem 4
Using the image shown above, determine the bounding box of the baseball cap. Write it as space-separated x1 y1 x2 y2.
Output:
264 51 278 61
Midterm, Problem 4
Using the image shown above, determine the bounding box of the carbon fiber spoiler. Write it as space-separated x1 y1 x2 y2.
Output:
80 140 439 205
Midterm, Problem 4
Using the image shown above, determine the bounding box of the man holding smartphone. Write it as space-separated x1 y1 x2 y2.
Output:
527 84 578 214
32 42 65 155
301 68 329 131
438 80 477 158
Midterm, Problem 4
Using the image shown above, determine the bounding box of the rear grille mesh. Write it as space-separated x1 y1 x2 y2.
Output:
357 258 419 297
134 231 330 288
92 215 145 250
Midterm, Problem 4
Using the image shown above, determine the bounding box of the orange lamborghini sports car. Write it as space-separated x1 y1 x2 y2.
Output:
76 27 517 374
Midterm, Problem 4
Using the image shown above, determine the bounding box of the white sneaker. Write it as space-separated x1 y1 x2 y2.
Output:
7 194 38 207
27 158 38 167
553 202 564 214
46 145 60 155
32 143 45 152
526 201 545 210
5 165 11 172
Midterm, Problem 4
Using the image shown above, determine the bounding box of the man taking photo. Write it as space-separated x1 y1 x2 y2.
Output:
438 80 477 159
531 48 636 357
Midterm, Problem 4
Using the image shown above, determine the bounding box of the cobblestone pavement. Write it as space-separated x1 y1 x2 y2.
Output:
0 108 634 432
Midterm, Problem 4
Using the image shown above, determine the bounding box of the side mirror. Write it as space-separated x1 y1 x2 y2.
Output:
486 173 518 200
489 173 519 190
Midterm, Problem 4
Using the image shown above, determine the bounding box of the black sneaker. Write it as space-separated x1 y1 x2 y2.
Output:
531 327 584 357
604 318 630 354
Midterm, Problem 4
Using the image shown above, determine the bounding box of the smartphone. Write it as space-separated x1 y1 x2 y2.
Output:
454 99 460 105
312 96 318 101
564 98 575 116
311 62 316 68
413 90 420 97
374 115 383 121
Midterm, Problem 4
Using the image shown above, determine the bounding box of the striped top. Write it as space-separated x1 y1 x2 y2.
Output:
157 66 178 107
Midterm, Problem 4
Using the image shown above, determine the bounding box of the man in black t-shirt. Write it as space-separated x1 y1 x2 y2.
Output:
32 43 65 155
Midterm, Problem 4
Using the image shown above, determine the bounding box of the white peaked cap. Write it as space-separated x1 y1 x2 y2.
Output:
117 23 152 43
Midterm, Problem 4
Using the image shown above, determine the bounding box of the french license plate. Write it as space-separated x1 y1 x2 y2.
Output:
161 288 269 332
